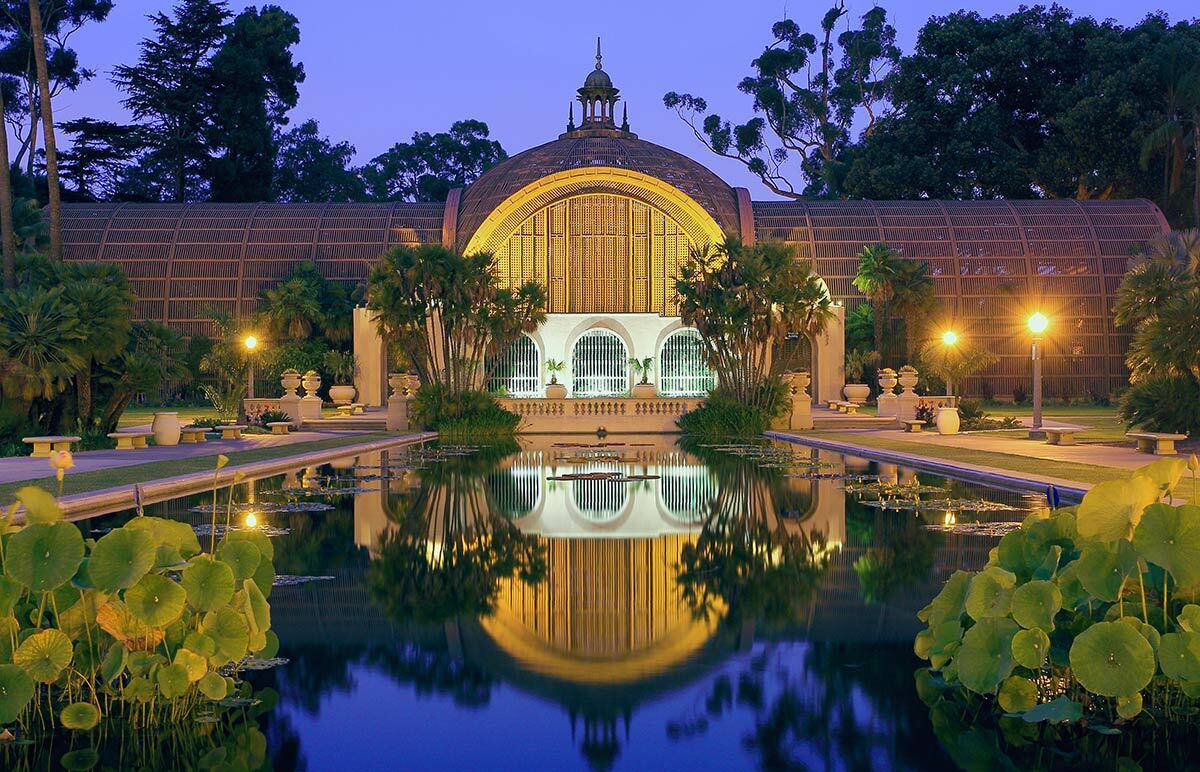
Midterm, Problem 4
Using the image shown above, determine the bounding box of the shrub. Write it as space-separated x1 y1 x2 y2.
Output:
412 384 520 441
677 383 788 441
1119 375 1200 435
256 409 291 427
1012 384 1028 404
914 401 936 427
915 459 1200 728
189 417 224 430
956 398 1022 431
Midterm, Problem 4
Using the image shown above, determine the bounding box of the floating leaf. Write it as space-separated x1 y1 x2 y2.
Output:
181 556 236 612
1011 581 1062 631
1134 458 1187 496
251 557 275 599
60 702 100 730
1069 621 1156 697
198 671 227 701
123 517 201 559
1012 628 1051 669
956 618 1019 695
0 664 34 722
59 748 100 771
13 629 73 683
1076 477 1160 542
217 540 260 581
1021 697 1083 724
918 570 970 627
1118 617 1161 653
201 608 249 664
6 522 85 592
125 574 186 628
15 486 62 524
156 663 190 698
1132 504 1200 588
87 528 156 592
1075 541 1138 602
1158 632 1200 681
998 676 1037 713
965 572 1013 621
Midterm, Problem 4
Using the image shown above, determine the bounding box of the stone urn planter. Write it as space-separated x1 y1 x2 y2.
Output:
280 369 301 395
842 383 871 403
631 382 657 399
301 370 322 396
897 365 919 394
936 406 961 435
878 368 898 393
151 411 181 446
328 384 356 405
545 383 567 399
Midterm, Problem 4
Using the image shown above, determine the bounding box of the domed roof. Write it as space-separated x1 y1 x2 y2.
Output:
583 67 613 89
457 132 741 249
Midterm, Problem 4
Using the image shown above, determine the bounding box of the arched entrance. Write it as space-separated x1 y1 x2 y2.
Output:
570 328 629 397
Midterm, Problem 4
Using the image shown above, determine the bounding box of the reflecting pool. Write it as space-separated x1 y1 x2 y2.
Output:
27 436 1054 771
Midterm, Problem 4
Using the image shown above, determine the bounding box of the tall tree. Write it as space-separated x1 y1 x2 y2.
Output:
362 120 505 202
664 2 899 198
27 0 61 259
0 81 15 288
273 119 364 202
851 243 901 358
57 118 146 200
113 0 229 202
206 4 303 201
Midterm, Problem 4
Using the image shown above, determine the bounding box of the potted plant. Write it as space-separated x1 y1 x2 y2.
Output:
544 359 567 399
629 356 656 398
843 348 880 403
323 350 358 405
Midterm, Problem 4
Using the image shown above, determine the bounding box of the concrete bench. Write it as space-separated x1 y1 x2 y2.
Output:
901 420 925 433
22 435 82 458
215 425 247 440
107 430 153 450
179 427 208 443
334 404 354 417
842 402 859 415
1043 428 1080 446
350 403 365 415
1127 431 1187 456
267 421 291 435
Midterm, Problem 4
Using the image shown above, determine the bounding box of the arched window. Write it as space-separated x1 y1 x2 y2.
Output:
486 335 540 397
571 329 628 396
658 328 715 396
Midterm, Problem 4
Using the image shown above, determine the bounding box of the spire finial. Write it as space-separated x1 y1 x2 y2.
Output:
595 37 602 70
621 102 629 131
568 102 575 132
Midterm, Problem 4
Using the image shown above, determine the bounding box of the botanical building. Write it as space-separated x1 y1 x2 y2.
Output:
60 50 1169 401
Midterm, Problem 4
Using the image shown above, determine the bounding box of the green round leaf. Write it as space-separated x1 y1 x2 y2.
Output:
59 748 100 771
100 641 127 684
122 676 155 703
174 648 207 683
243 579 271 636
965 572 1013 621
1069 621 1156 697
13 628 73 683
1075 541 1137 602
6 522 85 592
181 556 236 612
60 702 100 730
1179 603 1200 633
87 528 156 592
217 540 261 581
123 517 201 558
201 607 249 664
998 676 1037 713
198 671 228 701
1157 632 1200 680
184 632 217 659
0 663 34 722
918 570 970 628
251 557 275 599
125 574 186 628
1134 458 1187 496
1012 628 1051 669
1076 476 1160 542
1116 692 1143 719
156 663 190 698
956 618 1019 695
224 529 274 562
15 486 63 524
1011 580 1062 631
1132 504 1200 588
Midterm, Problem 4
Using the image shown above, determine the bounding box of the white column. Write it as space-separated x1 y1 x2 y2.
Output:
353 307 387 407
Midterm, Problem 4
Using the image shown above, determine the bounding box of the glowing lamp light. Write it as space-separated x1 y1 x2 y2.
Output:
1027 313 1049 336
244 513 258 528
243 335 259 351
941 330 958 346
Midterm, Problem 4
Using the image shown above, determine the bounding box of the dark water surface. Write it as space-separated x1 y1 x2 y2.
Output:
51 436 1050 771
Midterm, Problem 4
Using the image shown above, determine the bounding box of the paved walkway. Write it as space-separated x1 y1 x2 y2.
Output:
0 429 366 485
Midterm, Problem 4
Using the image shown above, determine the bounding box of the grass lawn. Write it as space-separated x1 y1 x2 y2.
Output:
0 432 395 501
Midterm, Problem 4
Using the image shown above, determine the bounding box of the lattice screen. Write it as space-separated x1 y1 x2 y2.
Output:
658 328 715 396
485 335 540 397
571 328 629 396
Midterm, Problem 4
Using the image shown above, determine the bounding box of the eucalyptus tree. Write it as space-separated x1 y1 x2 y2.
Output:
362 120 506 203
26 0 60 259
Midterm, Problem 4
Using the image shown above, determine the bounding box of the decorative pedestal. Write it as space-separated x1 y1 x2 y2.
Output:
387 373 412 432
279 369 302 425
896 365 920 423
775 372 813 431
877 368 898 418
300 370 323 422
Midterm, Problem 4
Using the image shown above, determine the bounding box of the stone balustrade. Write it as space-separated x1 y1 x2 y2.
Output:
498 397 704 433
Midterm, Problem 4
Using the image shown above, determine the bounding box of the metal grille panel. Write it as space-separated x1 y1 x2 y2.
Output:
486 335 540 397
658 328 715 396
571 329 629 397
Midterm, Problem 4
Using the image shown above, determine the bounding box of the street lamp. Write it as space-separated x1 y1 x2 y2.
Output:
1027 313 1048 436
243 335 259 399
941 330 959 395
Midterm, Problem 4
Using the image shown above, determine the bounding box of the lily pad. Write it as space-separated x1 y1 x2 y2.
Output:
1132 504 1200 588
181 556 236 612
1075 541 1138 602
1134 458 1187 496
1012 628 1051 669
6 522 85 592
13 629 73 683
0 664 34 722
965 571 1014 621
918 570 970 628
1011 581 1062 631
956 618 1019 695
184 632 217 659
60 702 100 730
1021 696 1082 724
15 486 62 524
1117 693 1143 719
87 528 156 592
96 601 164 651
100 642 127 683
173 648 207 683
224 529 275 561
123 517 201 559
201 607 249 664
125 574 186 628
1180 604 1200 633
1076 477 1160 542
198 671 228 701
1069 621 1156 697
243 579 271 637
156 662 190 698
998 676 1037 713
1157 632 1200 681
216 540 260 581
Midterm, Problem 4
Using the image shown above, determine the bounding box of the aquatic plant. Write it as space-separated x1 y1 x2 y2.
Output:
0 463 277 736
914 458 1200 727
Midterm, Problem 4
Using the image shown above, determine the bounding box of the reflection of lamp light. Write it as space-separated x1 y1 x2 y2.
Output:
244 512 258 528
943 512 956 526
1027 313 1049 434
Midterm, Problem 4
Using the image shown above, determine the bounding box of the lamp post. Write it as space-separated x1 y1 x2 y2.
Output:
941 330 958 396
243 335 259 399
1027 313 1048 437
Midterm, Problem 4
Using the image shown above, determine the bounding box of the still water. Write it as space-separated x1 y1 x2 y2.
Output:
50 436 1047 770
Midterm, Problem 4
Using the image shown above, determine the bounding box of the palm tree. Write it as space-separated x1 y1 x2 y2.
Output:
852 243 902 359
889 260 938 361
28 0 62 261
259 278 323 340
0 85 16 289
61 266 134 425
0 285 86 401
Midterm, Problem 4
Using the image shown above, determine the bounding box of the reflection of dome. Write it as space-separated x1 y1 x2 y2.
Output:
456 133 741 249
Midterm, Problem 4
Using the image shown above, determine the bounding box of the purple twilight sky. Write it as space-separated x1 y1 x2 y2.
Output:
49 0 1200 197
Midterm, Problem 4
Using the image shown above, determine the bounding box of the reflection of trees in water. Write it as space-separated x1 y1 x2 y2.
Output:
369 449 547 625
273 510 370 577
668 643 946 770
852 513 941 605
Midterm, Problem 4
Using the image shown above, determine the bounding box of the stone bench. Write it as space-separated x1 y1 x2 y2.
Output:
901 420 925 433
215 425 247 440
841 402 859 415
1127 431 1187 456
22 435 82 458
335 404 354 417
107 430 153 450
1043 428 1080 446
267 421 291 435
350 403 365 415
180 427 208 443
